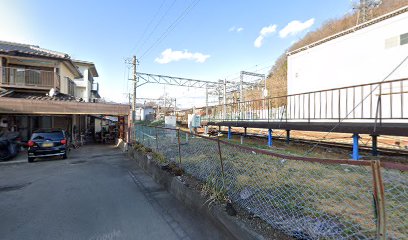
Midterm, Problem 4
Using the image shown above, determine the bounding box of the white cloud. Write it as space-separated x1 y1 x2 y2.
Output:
229 26 244 33
279 18 315 38
155 48 210 64
254 24 277 48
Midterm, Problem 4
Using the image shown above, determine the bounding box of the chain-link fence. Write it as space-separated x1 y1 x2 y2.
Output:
381 168 408 239
132 124 407 240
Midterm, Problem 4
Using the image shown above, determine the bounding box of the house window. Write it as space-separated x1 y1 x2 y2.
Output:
400 32 408 45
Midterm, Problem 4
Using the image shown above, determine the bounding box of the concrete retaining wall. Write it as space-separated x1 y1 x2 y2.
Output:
127 147 265 240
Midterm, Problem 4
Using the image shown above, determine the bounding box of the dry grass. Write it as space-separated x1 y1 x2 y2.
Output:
221 147 377 237
136 127 407 239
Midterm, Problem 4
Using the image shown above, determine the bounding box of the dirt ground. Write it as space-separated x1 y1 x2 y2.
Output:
190 126 408 165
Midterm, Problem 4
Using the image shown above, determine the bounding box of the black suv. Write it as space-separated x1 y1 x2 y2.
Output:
27 129 69 162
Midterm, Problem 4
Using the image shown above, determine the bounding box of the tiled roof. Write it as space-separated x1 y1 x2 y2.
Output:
0 40 83 78
0 40 69 59
0 90 77 102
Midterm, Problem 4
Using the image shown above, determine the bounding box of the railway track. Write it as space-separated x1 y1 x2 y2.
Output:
215 130 408 157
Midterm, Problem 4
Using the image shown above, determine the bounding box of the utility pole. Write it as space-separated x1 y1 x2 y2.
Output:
359 0 368 23
132 55 137 123
223 78 227 119
174 98 176 115
356 0 381 24
205 84 209 116
239 71 244 103
240 72 244 119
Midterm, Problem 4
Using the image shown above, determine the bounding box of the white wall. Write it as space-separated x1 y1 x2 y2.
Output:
288 11 408 95
74 66 90 101
285 11 408 123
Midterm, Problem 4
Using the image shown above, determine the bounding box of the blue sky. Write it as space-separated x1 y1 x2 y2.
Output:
0 0 352 107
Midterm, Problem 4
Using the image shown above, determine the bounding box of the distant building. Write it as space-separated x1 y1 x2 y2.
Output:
287 6 408 95
135 105 155 121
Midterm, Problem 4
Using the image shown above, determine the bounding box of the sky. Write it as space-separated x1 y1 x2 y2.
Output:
0 0 353 108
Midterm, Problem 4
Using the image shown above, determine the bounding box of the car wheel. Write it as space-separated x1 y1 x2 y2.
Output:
28 157 34 163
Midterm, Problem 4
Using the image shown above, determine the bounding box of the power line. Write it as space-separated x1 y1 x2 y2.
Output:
223 60 275 82
130 0 166 54
139 0 201 60
135 0 177 55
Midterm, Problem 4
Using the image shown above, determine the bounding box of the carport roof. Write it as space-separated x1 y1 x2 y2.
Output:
0 97 130 116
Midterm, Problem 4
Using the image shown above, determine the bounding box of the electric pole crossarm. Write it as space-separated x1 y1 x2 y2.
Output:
134 72 217 89
130 72 260 90
240 71 265 78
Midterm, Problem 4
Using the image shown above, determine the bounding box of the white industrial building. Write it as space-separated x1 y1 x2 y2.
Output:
288 6 408 93
286 6 408 122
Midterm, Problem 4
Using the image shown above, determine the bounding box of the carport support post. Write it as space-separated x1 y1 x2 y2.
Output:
228 126 232 140
371 134 378 156
286 129 290 144
244 127 247 136
352 133 361 160
268 129 273 147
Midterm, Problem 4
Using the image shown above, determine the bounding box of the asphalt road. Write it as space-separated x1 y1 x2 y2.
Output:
0 145 230 240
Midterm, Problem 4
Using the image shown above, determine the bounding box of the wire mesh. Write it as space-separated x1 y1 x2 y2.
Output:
180 132 223 188
156 127 179 163
382 168 408 239
133 125 407 239
219 142 376 239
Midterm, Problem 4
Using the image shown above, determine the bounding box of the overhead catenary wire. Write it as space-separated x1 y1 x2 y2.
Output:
139 0 201 60
223 60 276 82
302 55 408 157
130 0 167 54
135 0 177 56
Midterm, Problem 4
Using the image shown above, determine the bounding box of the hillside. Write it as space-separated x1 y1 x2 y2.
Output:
264 0 408 107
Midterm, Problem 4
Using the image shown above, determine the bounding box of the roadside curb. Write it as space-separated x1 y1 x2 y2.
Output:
0 159 27 165
128 148 265 240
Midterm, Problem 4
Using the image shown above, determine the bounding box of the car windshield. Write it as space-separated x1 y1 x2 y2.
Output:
31 132 64 141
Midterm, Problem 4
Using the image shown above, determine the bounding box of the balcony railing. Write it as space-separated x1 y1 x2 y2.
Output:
0 67 60 89
92 82 99 92
67 78 75 96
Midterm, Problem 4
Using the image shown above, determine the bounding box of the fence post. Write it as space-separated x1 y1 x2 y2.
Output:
177 129 182 165
371 160 386 239
308 93 311 123
155 127 159 151
217 136 225 188
267 99 270 123
142 127 145 143
338 89 341 122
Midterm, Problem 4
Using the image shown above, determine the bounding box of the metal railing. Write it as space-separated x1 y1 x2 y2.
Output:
132 124 408 239
67 78 75 96
205 78 408 123
0 67 59 89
